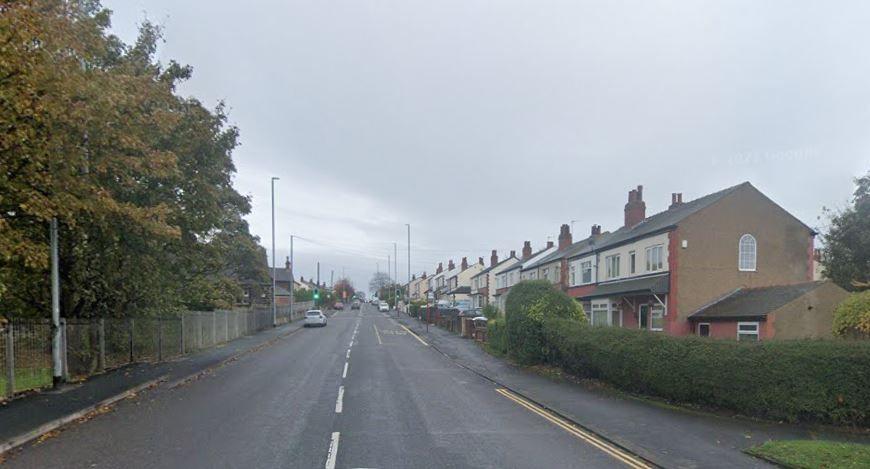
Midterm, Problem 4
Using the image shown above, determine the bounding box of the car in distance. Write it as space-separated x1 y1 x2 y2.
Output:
334 302 344 310
378 301 390 312
351 300 361 310
304 310 327 327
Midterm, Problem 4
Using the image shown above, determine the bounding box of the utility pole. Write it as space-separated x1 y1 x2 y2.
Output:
394 242 398 313
289 235 294 317
406 223 411 293
317 261 320 287
387 255 391 280
330 270 334 288
50 217 62 388
270 177 279 327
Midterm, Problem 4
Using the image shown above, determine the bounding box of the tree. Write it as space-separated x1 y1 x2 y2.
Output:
822 172 870 291
833 291 870 338
369 272 391 296
333 278 355 302
504 280 585 364
0 1 265 317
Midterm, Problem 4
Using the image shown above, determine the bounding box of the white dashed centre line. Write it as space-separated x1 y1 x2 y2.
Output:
342 362 348 379
335 386 344 413
325 432 340 469
346 349 351 359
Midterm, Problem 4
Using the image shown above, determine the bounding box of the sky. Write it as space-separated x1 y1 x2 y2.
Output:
104 0 870 292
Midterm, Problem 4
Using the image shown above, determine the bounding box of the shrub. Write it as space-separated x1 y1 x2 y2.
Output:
504 280 585 364
833 291 870 338
486 318 508 355
542 318 870 426
481 304 499 320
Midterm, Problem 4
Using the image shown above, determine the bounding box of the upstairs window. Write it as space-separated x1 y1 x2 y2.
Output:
581 261 592 284
570 265 576 285
629 251 637 274
646 245 663 272
739 234 757 271
606 255 620 279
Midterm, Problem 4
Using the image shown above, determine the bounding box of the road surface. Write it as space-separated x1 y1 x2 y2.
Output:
3 304 637 468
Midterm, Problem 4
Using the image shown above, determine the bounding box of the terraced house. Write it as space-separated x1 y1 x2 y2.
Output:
562 182 847 340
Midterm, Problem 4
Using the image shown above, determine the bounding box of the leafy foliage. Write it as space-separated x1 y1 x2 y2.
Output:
504 280 584 363
481 304 499 320
833 291 870 339
822 172 870 291
333 278 355 302
485 318 508 356
543 318 870 426
0 1 268 317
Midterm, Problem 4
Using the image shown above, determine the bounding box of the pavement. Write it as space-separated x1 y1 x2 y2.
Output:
394 313 870 469
0 305 636 468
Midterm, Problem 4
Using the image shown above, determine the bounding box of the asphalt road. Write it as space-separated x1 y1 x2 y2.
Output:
3 304 632 468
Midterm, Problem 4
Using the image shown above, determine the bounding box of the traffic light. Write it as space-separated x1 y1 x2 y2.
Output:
395 288 400 298
313 288 320 301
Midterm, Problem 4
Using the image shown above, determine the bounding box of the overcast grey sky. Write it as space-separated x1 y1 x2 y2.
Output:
105 0 869 291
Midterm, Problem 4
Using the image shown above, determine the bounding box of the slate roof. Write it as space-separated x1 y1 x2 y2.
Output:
690 281 827 320
474 255 519 277
515 246 558 271
595 182 750 251
579 273 670 299
535 232 614 265
269 267 294 283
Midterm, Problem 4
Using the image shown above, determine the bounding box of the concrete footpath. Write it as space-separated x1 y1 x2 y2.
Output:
395 314 870 469
0 317 307 455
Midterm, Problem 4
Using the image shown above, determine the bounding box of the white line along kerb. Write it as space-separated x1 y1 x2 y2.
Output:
325 432 340 469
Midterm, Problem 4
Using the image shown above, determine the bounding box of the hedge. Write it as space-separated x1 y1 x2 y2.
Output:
504 280 585 364
833 290 870 338
542 318 870 426
486 318 509 356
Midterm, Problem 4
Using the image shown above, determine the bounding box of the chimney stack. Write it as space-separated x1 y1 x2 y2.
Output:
461 257 468 270
624 185 646 228
490 249 499 266
300 276 304 282
436 262 443 274
412 274 416 280
669 192 684 210
448 259 455 270
546 240 554 249
522 241 532 259
422 272 427 279
285 256 291 270
478 257 484 266
591 224 602 236
558 224 572 250
510 250 516 258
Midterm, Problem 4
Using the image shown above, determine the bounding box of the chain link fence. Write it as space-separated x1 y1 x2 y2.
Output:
0 302 313 399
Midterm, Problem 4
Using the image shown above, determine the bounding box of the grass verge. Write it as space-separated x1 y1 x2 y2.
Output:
746 440 870 468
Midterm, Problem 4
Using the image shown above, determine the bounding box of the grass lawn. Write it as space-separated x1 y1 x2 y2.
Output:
747 440 870 469
0 367 52 396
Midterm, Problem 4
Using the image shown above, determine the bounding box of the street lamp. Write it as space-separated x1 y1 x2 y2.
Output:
271 176 279 327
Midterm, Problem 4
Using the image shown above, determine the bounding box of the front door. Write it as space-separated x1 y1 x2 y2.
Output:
638 305 649 330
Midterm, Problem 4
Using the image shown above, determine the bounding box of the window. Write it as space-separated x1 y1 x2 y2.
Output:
570 265 576 285
737 322 759 341
645 245 663 271
606 255 620 279
581 261 592 284
552 267 559 282
509 272 514 286
591 301 610 326
698 323 710 337
629 251 636 274
542 268 548 280
739 234 757 271
650 305 664 331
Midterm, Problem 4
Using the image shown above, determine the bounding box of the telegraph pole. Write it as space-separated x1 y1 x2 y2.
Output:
393 242 398 314
50 217 62 387
289 235 294 317
270 176 279 327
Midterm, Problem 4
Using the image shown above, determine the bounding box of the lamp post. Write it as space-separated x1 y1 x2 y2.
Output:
271 176 279 327
406 224 410 316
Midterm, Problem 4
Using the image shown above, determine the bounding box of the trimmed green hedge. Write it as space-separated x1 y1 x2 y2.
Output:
504 280 585 364
833 290 870 338
542 318 870 426
486 318 509 356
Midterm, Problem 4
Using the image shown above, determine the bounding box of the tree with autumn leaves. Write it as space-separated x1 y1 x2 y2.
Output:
0 1 269 317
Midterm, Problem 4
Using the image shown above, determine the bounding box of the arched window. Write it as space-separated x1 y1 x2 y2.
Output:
738 234 756 271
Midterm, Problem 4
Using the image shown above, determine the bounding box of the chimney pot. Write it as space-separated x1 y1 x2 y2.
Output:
448 259 455 270
510 250 516 258
478 257 484 265
490 249 499 266
624 184 647 228
546 240 554 249
669 192 684 210
522 241 532 259
461 257 468 270
558 223 572 250
591 224 602 236
436 262 443 274
285 256 291 270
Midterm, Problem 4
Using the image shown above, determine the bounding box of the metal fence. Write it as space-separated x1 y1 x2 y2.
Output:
0 302 313 399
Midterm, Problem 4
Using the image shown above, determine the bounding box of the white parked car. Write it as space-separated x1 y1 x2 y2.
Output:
304 310 327 327
378 301 389 312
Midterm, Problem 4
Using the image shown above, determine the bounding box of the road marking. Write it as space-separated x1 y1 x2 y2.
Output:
342 361 348 379
325 432 340 469
400 324 429 346
335 386 344 413
373 324 383 345
495 388 651 469
346 349 351 359
349 340 354 347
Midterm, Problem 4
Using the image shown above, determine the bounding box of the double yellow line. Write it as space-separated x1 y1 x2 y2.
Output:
495 388 652 469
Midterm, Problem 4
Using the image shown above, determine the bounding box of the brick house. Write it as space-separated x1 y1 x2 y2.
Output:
563 182 846 340
494 241 556 311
